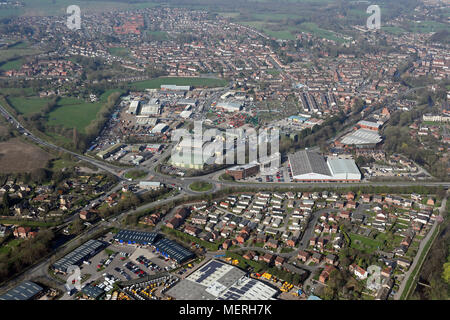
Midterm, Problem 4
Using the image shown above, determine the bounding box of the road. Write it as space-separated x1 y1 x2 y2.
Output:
394 193 448 300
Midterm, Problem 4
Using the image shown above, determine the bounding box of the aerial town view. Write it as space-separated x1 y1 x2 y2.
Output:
0 0 448 311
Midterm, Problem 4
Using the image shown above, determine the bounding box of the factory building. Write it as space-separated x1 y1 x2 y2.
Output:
339 128 382 148
216 101 243 112
166 259 278 300
288 150 361 182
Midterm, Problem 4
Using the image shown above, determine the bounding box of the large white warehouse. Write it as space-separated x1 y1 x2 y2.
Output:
288 150 361 182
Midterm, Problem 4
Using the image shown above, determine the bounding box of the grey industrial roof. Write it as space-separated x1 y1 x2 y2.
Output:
154 238 195 264
341 128 382 145
357 120 381 129
113 229 159 245
52 239 105 273
0 281 43 300
327 158 361 175
288 150 331 177
166 260 277 300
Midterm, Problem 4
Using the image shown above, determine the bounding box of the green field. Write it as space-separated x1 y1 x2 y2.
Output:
189 181 213 192
124 170 147 180
0 58 24 71
2 0 160 17
108 47 129 58
129 77 228 90
147 31 170 41
7 96 52 116
47 97 103 132
349 233 383 253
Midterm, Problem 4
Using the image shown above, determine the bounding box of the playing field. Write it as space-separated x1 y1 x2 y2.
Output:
129 77 228 90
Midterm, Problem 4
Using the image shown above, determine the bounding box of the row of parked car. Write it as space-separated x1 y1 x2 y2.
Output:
136 255 162 272
124 261 147 277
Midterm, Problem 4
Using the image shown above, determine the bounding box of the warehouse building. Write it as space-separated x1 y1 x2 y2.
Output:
216 101 243 112
153 238 195 264
96 143 123 159
288 150 361 182
161 84 191 91
0 281 43 300
113 229 159 246
340 128 382 148
139 181 162 190
289 150 333 181
127 100 140 115
151 123 169 134
52 239 106 274
327 158 361 181
166 259 278 300
140 103 160 116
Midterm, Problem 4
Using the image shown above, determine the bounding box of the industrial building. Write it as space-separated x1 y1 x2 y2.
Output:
327 158 361 181
216 101 243 112
166 259 278 300
140 103 160 116
138 181 162 190
96 143 123 159
52 239 106 274
113 229 159 246
161 84 191 91
288 150 361 182
151 123 169 134
113 229 194 264
127 100 140 115
0 281 43 300
340 128 382 148
153 238 195 264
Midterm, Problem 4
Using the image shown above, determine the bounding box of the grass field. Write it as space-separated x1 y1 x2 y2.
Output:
189 181 213 192
47 97 104 133
129 77 228 90
0 58 24 71
0 138 53 173
349 233 383 253
124 170 147 180
108 47 129 58
5 0 160 17
7 96 52 116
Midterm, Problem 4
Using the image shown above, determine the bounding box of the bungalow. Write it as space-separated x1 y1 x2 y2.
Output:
13 226 37 239
298 250 310 262
266 238 278 249
325 254 337 265
309 237 317 247
191 215 208 225
311 252 322 264
175 207 190 220
236 232 249 244
319 265 336 284
275 256 285 267
184 225 200 237
361 194 371 203
166 217 182 229
426 198 435 206
243 251 256 260
340 211 351 220
261 253 274 264
222 239 232 250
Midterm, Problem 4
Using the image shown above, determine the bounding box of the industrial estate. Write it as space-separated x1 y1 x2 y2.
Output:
0 0 448 305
